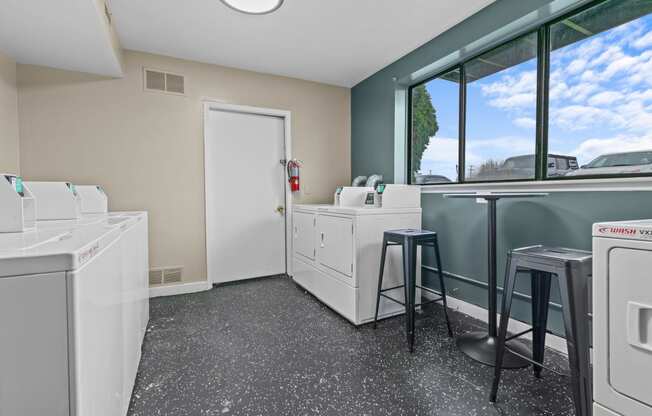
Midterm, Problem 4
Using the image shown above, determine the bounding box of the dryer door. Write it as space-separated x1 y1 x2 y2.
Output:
609 245 652 408
317 214 353 278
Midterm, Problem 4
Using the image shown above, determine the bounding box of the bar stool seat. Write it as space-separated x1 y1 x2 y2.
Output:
490 245 592 416
373 229 453 352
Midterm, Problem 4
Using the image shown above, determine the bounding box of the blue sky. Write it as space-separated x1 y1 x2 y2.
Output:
418 12 652 180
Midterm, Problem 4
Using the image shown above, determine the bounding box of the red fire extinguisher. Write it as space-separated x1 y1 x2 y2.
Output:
287 159 301 192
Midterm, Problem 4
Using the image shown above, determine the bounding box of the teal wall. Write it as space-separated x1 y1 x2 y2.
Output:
350 0 652 335
420 192 652 334
351 0 554 181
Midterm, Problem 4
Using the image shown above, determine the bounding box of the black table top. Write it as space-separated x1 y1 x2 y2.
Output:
443 192 549 200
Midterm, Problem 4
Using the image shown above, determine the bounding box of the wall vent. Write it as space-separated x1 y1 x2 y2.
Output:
163 267 183 283
149 266 184 285
144 68 186 95
149 269 163 285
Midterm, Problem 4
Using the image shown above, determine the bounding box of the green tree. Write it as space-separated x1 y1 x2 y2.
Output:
411 85 439 179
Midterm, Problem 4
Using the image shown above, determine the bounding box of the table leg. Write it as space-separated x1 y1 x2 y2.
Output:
456 198 531 368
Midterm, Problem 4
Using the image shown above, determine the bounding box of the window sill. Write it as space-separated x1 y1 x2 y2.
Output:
419 177 652 193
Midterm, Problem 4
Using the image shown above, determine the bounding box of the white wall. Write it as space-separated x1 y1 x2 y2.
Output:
0 51 19 173
17 50 351 283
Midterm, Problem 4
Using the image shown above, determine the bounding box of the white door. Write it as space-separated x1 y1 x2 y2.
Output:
204 107 287 283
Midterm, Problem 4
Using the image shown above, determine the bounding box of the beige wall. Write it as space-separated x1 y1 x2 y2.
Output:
18 50 351 283
0 51 19 173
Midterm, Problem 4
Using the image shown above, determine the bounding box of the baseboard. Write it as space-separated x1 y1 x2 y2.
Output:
424 292 568 355
149 281 212 298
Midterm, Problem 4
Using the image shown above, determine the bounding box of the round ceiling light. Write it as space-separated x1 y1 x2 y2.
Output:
220 0 284 15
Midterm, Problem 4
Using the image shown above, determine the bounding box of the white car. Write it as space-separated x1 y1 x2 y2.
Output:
566 150 652 177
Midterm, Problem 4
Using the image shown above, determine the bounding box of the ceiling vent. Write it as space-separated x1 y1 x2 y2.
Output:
144 68 186 95
149 266 184 285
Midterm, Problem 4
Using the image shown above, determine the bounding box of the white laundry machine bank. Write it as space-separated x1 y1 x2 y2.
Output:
0 178 149 416
593 220 652 416
292 185 423 325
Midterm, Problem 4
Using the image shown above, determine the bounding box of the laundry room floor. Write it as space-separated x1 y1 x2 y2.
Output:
128 276 575 416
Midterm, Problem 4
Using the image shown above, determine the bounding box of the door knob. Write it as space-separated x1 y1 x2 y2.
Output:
276 206 285 215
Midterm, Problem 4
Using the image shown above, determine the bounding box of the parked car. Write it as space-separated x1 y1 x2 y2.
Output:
414 174 452 184
472 154 578 180
566 150 652 176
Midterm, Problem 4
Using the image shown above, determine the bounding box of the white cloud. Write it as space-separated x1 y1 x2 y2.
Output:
567 58 588 75
480 70 537 109
572 135 652 164
590 45 623 68
513 117 536 129
633 30 652 49
567 82 599 103
604 55 639 80
588 91 624 106
550 105 626 131
579 70 600 84
421 137 458 163
489 93 536 109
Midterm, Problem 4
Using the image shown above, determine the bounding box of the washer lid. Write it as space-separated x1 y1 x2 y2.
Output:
0 223 121 277
593 219 652 241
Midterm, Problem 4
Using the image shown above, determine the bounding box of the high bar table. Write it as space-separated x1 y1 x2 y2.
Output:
443 192 548 368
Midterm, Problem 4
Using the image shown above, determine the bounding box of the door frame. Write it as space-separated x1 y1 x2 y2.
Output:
202 100 293 283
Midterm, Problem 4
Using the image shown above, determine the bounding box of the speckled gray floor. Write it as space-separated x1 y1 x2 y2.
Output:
128 275 575 416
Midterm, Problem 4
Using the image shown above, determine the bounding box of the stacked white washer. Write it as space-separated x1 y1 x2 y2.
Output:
593 220 652 416
0 178 149 416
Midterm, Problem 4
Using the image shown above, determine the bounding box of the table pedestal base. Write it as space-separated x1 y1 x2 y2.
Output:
457 331 531 369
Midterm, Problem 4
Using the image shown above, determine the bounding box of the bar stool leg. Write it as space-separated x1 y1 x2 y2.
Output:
433 236 453 337
402 237 417 352
558 264 592 416
373 237 389 329
490 253 518 403
531 271 552 378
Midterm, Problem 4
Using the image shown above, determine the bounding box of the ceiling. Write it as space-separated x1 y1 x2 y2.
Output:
109 0 495 87
0 0 123 77
0 0 495 87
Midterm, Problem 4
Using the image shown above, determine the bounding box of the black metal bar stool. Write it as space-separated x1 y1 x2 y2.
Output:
373 229 453 352
490 245 592 416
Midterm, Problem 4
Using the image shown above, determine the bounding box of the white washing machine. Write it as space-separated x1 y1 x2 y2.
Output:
32 211 150 416
0 223 125 416
593 220 652 416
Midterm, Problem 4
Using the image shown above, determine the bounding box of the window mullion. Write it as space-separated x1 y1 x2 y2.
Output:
459 65 467 183
536 25 550 180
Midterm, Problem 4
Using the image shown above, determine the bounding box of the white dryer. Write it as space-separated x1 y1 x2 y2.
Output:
593 220 652 416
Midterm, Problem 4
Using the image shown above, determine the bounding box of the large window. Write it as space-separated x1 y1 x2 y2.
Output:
408 0 652 184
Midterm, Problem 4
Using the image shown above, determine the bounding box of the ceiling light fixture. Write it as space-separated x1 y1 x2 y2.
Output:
220 0 284 15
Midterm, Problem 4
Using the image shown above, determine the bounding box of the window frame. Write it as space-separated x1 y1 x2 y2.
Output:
407 0 652 185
